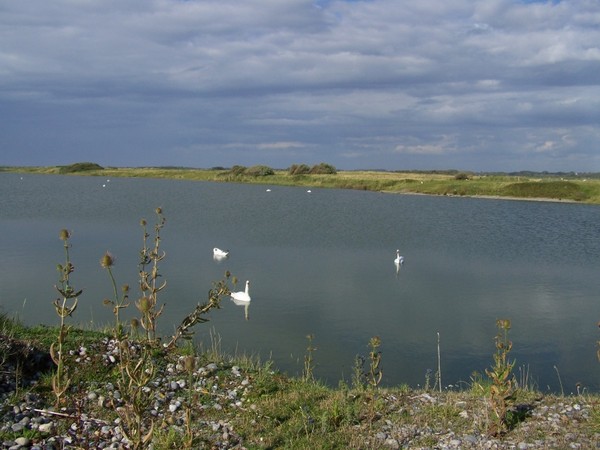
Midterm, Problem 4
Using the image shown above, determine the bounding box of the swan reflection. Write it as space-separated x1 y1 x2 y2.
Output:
396 261 405 278
232 297 250 320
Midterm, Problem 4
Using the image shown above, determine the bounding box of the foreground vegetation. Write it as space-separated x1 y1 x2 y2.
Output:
0 192 599 448
2 315 599 449
4 163 600 204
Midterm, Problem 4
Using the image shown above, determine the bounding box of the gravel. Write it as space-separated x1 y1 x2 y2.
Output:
1 335 598 449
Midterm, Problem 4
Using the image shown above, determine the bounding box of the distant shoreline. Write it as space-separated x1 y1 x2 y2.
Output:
395 191 579 204
2 165 599 205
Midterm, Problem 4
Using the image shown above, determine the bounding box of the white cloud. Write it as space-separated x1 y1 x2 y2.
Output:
1 0 599 171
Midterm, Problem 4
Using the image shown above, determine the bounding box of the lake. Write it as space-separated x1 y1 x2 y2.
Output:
1 172 599 393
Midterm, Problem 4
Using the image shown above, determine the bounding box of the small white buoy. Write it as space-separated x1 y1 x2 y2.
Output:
266 188 271 192
307 189 312 193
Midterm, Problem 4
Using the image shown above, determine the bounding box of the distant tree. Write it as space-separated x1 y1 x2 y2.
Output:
59 162 104 174
310 163 337 174
288 164 311 175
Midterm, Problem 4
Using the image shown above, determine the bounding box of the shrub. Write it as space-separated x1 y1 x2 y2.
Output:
59 162 104 174
245 165 275 177
288 164 311 175
454 172 471 180
229 165 247 176
310 163 337 175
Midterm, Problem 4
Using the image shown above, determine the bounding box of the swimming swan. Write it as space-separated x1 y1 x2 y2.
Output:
231 280 251 302
213 247 229 257
394 249 404 265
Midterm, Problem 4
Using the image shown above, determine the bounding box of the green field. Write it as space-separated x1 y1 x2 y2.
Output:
4 165 600 204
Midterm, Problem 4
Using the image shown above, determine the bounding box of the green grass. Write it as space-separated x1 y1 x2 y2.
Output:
5 166 600 203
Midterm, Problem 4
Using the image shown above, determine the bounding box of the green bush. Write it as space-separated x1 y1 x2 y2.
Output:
245 165 275 177
310 163 337 175
454 172 471 180
58 162 104 174
229 165 247 176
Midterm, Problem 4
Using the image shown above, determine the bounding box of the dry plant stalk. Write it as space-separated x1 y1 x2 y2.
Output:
136 208 166 344
50 229 82 406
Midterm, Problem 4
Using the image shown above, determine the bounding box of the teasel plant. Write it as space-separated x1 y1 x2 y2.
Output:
303 334 317 382
366 336 383 389
164 272 233 350
136 208 166 344
50 229 82 406
100 251 130 340
485 319 516 435
115 340 156 450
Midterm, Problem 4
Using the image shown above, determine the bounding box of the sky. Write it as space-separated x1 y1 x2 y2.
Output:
1 0 599 172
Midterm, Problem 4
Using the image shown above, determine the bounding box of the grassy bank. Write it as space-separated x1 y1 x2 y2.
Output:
4 165 600 204
2 315 599 449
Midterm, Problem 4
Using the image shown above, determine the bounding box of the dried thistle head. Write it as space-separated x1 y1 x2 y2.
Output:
59 229 71 241
122 284 129 293
100 251 115 268
130 318 140 331
140 219 147 226
155 207 162 215
137 296 152 313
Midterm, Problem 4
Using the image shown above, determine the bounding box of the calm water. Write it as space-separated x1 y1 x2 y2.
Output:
1 173 599 392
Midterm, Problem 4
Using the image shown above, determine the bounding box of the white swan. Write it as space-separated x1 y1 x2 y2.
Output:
394 249 404 265
213 247 229 258
231 280 251 302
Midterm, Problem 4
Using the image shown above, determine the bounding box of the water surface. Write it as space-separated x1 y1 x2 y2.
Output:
1 173 599 392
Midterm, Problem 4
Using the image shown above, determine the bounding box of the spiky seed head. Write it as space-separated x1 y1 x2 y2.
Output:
140 219 147 226
155 207 162 214
137 296 151 313
130 318 140 330
59 229 70 241
122 284 129 293
100 251 115 268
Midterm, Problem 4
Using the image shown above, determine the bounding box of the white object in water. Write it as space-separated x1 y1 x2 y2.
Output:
394 249 404 265
213 247 229 257
231 280 251 302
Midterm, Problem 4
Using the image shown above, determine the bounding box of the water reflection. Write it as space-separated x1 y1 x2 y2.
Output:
395 261 402 277
2 173 600 392
213 254 228 263
231 298 250 320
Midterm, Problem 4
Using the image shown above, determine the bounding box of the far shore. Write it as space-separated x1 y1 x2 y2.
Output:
3 165 600 204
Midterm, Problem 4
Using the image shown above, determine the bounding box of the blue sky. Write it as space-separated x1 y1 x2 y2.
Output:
1 0 599 172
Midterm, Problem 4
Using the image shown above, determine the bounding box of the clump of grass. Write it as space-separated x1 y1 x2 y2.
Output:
502 180 588 201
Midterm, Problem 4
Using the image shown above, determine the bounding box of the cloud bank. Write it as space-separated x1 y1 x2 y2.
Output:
1 0 599 171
